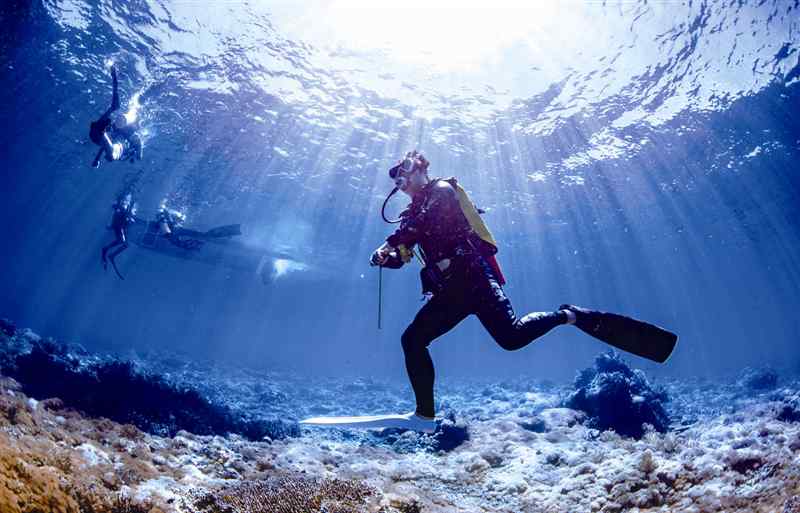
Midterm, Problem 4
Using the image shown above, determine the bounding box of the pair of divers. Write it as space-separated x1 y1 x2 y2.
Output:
101 193 251 280
89 63 144 168
101 195 216 280
301 151 678 433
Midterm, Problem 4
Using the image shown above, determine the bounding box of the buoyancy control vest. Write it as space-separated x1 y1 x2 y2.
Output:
443 177 506 285
391 177 506 287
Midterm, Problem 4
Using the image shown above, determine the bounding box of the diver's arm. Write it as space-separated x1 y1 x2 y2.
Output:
99 131 115 153
381 251 405 269
91 147 104 168
370 242 414 269
386 210 419 249
370 242 404 268
386 181 457 248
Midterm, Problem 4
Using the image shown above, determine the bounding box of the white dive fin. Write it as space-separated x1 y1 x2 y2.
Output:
300 412 436 434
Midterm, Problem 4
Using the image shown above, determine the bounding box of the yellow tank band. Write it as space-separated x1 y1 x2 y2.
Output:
448 177 499 250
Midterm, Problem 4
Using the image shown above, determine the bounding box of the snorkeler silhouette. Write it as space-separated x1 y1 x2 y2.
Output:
101 192 138 280
89 64 143 168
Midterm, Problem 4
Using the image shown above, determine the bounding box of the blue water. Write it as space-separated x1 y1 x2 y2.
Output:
1 0 799 384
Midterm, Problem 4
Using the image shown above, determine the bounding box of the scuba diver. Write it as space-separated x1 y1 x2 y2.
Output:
369 150 678 432
156 204 203 250
102 192 138 280
89 64 143 168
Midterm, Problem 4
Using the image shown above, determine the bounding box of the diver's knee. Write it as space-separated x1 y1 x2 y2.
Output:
401 328 427 354
492 330 525 351
496 340 522 351
400 329 415 353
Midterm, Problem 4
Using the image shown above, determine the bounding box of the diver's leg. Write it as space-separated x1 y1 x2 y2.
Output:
473 259 567 351
101 242 112 268
107 242 128 280
171 236 202 250
107 227 128 279
401 294 469 418
92 147 105 168
111 65 119 111
101 239 121 269
100 65 120 119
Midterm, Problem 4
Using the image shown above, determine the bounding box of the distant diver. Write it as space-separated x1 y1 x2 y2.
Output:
101 192 137 280
156 204 203 250
89 63 143 168
349 150 679 433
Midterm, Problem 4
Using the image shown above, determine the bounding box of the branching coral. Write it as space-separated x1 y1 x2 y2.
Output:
0 429 161 513
193 476 376 513
0 378 162 513
0 436 80 513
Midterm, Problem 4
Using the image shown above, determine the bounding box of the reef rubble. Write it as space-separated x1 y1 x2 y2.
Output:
1 324 799 512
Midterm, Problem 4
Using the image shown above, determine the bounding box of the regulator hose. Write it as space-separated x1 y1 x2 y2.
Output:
381 187 402 224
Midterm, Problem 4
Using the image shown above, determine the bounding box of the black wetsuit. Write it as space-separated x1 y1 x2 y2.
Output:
102 201 136 279
89 66 143 166
383 179 567 418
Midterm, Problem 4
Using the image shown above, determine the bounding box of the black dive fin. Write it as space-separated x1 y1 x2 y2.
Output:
563 305 678 363
204 224 242 238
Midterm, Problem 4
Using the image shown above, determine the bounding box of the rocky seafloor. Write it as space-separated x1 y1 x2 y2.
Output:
0 318 799 513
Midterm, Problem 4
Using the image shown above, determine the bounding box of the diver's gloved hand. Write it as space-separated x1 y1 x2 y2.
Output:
370 243 393 266
111 142 124 160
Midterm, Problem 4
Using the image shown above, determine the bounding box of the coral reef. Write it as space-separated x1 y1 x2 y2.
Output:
0 319 15 337
2 322 800 512
1 336 298 441
192 476 376 513
0 378 161 513
370 411 469 454
565 352 669 438
741 367 779 391
778 392 800 423
0 375 419 513
429 412 470 452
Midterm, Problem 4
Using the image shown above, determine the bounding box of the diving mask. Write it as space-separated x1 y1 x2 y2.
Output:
389 157 416 180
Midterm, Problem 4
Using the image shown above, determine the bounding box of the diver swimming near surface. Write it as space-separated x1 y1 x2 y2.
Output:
89 63 143 168
352 150 678 433
101 192 138 280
